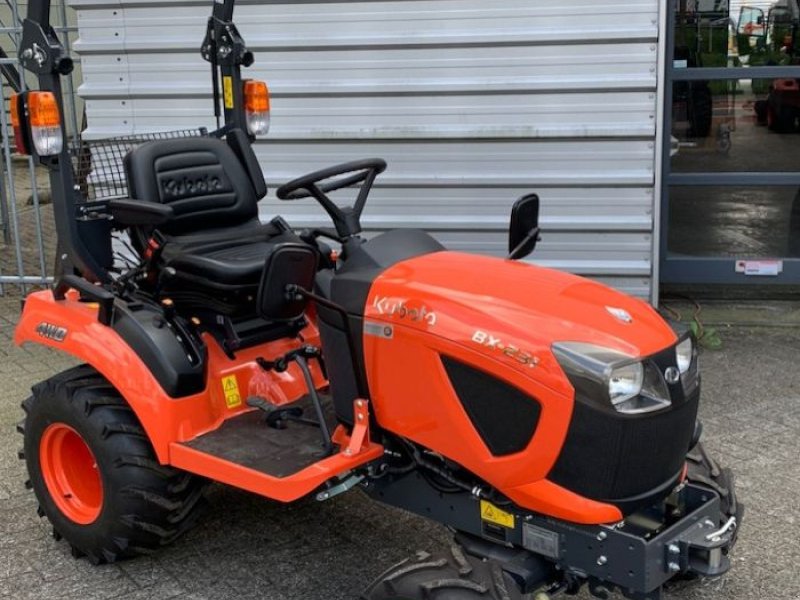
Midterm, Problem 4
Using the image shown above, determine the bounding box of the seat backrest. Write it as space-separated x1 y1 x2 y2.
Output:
257 244 319 322
124 134 265 236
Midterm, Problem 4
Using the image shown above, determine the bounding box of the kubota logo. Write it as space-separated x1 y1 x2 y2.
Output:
35 322 67 342
373 296 437 326
162 174 224 198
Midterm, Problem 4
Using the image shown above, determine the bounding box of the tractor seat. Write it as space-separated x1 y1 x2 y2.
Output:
124 131 303 314
159 223 300 289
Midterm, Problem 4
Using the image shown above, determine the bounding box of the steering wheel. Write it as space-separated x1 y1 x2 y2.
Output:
276 158 387 239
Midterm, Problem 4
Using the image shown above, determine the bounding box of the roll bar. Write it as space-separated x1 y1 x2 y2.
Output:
201 0 254 135
20 0 100 282
17 0 249 284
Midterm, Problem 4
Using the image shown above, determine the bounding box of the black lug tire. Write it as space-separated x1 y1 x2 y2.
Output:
686 441 744 549
789 188 800 257
688 83 713 139
767 98 795 133
754 99 768 125
18 365 207 564
362 547 524 600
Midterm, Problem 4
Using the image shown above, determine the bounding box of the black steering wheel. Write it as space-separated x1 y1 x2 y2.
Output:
276 158 387 239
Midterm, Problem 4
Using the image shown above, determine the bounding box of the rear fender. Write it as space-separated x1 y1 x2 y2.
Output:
15 290 211 462
15 290 326 463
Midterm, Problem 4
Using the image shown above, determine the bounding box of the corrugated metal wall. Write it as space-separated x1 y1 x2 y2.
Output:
70 0 660 297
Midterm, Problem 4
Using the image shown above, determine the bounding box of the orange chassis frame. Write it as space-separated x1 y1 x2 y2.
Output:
15 289 384 503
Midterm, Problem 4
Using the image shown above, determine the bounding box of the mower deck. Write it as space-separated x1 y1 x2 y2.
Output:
180 396 336 478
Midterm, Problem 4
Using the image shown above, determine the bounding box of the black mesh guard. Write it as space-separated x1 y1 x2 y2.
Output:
70 129 207 201
442 356 542 457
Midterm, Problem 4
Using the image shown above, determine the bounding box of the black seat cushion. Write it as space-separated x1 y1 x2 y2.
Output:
125 136 261 236
164 228 301 288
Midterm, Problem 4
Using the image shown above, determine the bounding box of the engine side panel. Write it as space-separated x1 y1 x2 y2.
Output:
362 251 678 524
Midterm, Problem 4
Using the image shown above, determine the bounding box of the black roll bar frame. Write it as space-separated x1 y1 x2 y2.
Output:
18 0 250 285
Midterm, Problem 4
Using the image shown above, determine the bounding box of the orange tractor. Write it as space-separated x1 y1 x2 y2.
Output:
12 1 740 598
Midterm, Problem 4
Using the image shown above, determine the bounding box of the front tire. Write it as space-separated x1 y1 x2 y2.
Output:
19 365 207 564
362 547 524 600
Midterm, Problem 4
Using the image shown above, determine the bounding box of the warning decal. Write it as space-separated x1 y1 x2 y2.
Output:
480 500 515 529
222 375 242 409
223 76 234 109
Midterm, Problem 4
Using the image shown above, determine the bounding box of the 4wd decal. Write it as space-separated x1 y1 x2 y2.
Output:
373 296 437 326
472 330 539 368
35 322 67 342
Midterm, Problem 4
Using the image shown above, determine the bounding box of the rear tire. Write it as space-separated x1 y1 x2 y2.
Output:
754 99 768 125
18 365 207 564
362 547 524 600
688 83 713 138
767 98 795 133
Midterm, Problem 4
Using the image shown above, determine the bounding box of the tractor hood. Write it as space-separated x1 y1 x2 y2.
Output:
365 251 677 394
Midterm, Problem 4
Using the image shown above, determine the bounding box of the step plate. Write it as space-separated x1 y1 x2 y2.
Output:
181 396 335 479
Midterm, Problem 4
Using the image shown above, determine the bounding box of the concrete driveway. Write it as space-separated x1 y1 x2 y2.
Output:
1 295 798 599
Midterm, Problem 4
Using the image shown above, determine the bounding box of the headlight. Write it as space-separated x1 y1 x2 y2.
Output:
553 342 671 415
609 363 643 406
675 334 700 395
676 337 693 374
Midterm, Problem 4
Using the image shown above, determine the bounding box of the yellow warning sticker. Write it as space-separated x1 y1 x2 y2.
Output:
480 500 515 529
221 375 242 409
223 76 234 109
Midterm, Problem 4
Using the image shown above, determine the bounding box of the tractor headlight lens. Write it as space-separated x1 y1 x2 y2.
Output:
614 362 671 414
676 337 693 374
609 363 644 406
552 342 672 415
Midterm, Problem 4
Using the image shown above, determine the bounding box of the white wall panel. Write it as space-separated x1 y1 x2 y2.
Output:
70 0 661 297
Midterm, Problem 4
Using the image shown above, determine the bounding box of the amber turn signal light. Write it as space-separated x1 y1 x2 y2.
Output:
243 79 270 136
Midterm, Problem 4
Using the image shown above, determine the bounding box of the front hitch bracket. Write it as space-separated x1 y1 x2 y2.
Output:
368 474 739 600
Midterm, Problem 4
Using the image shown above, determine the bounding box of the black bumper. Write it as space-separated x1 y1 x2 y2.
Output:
370 469 741 600
519 482 739 599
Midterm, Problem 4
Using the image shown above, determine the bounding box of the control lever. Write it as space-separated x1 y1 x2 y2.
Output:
253 346 333 455
246 397 309 429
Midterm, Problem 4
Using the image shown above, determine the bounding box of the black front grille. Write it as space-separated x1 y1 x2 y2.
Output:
442 356 541 456
548 346 699 508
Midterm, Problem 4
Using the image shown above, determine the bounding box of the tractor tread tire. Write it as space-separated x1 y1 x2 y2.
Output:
20 365 207 564
686 441 744 549
767 99 795 133
361 547 524 600
688 83 713 138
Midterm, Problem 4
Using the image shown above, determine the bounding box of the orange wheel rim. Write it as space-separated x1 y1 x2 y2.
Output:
39 423 103 525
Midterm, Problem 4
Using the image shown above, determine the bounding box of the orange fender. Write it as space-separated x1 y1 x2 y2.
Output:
15 290 324 463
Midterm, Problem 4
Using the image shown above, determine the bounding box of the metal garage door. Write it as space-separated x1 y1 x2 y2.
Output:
71 0 662 299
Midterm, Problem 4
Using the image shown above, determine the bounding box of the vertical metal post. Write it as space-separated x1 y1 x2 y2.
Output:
11 0 48 282
0 75 27 293
57 0 80 140
0 130 10 245
659 0 677 288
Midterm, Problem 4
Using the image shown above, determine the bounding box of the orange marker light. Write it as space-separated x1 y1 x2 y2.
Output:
28 91 62 127
11 91 63 157
29 92 63 156
243 79 270 136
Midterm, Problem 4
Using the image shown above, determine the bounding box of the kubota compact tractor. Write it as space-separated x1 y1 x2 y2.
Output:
11 1 741 598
